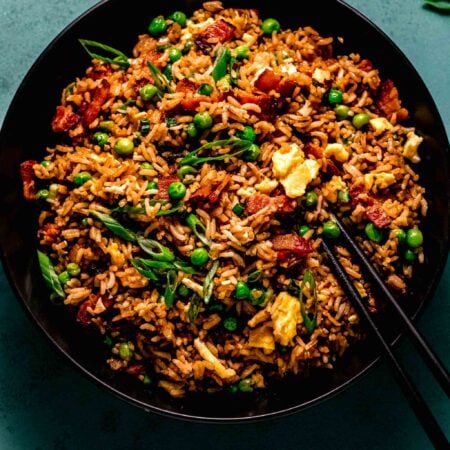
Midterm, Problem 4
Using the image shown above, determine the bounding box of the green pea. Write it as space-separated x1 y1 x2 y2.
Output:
167 181 186 200
190 247 209 266
238 379 254 393
328 88 343 104
243 143 260 161
236 125 256 142
235 45 249 60
223 317 238 332
186 123 198 138
406 228 423 248
178 284 189 297
299 225 310 236
403 249 416 262
74 171 92 186
261 18 281 35
393 229 406 246
114 138 134 156
338 190 350 203
197 83 213 96
169 47 182 63
232 203 245 216
119 342 133 360
143 374 152 385
40 160 51 168
323 220 341 239
305 191 318 207
66 262 81 277
140 162 154 170
140 84 158 101
193 111 213 129
352 113 370 129
235 281 250 300
334 105 350 120
163 64 173 81
365 223 384 242
147 181 158 191
168 11 187 27
148 16 167 36
58 271 71 285
93 131 109 147
36 189 49 201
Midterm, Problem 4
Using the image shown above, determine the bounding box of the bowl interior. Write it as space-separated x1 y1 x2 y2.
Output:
0 0 448 421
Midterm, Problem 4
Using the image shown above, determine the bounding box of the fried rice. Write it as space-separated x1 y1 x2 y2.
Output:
21 2 427 397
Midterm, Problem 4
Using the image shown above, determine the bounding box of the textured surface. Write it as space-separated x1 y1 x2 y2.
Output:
0 1 449 449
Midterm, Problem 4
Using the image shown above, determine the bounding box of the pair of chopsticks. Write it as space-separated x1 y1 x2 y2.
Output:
320 215 449 448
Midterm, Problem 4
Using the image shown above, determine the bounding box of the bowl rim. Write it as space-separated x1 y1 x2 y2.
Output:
0 0 448 423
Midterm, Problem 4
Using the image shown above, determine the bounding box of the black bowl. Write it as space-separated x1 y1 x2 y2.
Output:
0 0 448 422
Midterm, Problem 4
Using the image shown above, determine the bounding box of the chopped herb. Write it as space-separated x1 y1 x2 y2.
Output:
130 259 158 281
212 46 231 82
130 258 196 275
247 269 262 284
203 260 219 304
90 211 137 242
186 213 211 247
137 237 175 262
423 0 450 11
187 293 201 322
117 99 136 113
232 203 244 216
147 62 173 97
155 203 184 216
37 250 66 299
165 117 177 128
299 269 318 334
163 269 178 307
79 39 129 69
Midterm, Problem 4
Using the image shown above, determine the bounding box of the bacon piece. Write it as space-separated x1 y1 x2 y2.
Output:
272 234 312 261
254 69 281 93
366 204 392 228
304 142 323 159
155 175 179 200
76 294 113 326
358 59 374 72
237 92 281 120
190 175 231 207
20 160 38 200
51 105 81 133
90 63 112 80
176 79 197 94
143 48 164 69
377 79 409 121
195 20 235 50
277 79 297 98
38 223 60 245
82 80 110 126
125 364 146 376
245 194 296 215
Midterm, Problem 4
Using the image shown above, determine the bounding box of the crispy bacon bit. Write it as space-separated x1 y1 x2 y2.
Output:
349 184 367 207
190 174 231 207
377 79 409 121
245 194 296 215
272 234 312 261
277 79 297 98
38 223 60 245
366 204 392 228
51 105 81 133
304 142 323 159
76 294 113 326
176 79 197 94
90 63 112 80
358 59 374 72
125 364 146 376
237 92 281 120
143 48 164 69
195 20 235 50
245 194 271 215
20 160 38 200
254 69 281 93
155 175 179 200
82 80 110 126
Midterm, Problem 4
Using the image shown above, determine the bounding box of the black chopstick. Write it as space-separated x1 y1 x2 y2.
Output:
329 213 450 397
321 239 449 449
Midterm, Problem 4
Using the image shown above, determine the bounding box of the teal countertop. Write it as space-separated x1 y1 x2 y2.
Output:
0 1 448 449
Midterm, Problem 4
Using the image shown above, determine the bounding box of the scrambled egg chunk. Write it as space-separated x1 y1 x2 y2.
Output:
364 172 396 192
270 292 300 346
255 177 278 194
272 143 320 198
403 131 422 163
107 240 125 267
248 326 276 352
369 117 393 135
322 175 346 203
324 143 350 162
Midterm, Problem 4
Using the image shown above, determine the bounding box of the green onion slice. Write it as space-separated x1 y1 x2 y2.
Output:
299 269 318 334
79 39 130 69
37 250 66 299
203 260 219 304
